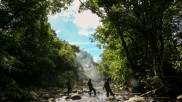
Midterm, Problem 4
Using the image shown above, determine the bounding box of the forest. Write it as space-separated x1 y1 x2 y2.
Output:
0 0 182 101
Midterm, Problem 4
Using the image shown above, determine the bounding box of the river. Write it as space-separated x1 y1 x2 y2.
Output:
44 86 178 102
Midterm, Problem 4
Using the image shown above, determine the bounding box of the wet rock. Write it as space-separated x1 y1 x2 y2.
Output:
77 90 83 94
106 97 116 101
29 91 38 100
82 88 89 93
177 95 182 100
116 99 122 102
71 93 81 100
65 96 71 99
48 98 54 101
30 91 38 96
117 95 127 101
97 91 101 94
124 95 147 102
72 90 78 93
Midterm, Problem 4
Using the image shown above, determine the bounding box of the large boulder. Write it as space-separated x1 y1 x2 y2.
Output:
124 95 147 102
71 93 81 100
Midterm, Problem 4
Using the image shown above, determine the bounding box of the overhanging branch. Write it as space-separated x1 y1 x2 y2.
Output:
78 0 103 18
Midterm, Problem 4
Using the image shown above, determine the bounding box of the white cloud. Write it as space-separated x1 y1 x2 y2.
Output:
48 0 79 20
49 0 101 29
70 41 92 45
49 10 74 21
55 30 62 34
48 0 103 62
59 0 81 21
62 12 74 21
68 0 80 12
73 10 100 29
79 29 94 36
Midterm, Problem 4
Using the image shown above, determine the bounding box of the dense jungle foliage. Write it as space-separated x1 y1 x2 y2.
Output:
1 0 182 101
0 0 82 100
79 0 182 97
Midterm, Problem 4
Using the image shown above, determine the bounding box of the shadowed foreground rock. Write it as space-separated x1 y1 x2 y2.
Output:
71 93 81 100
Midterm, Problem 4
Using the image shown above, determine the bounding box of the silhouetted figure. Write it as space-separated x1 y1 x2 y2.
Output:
103 78 115 97
87 79 96 97
67 80 72 95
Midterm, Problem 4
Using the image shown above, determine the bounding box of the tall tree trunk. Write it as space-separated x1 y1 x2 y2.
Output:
148 30 166 87
116 26 136 71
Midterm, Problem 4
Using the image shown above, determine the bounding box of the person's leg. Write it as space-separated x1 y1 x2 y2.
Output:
68 88 72 94
67 90 69 95
93 87 96 96
106 91 109 97
89 88 92 96
109 89 115 97
67 88 70 95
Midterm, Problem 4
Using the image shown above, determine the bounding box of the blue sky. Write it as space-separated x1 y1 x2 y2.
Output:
48 0 103 61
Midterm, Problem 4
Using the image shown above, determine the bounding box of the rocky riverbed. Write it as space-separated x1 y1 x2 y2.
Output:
29 86 181 102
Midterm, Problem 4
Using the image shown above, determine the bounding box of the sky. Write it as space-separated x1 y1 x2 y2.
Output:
48 0 103 61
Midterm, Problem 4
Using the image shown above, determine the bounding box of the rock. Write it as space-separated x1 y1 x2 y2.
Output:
53 94 60 99
106 97 116 101
72 90 78 93
97 91 101 94
82 88 89 93
124 95 147 102
30 91 38 97
65 96 71 99
48 98 54 101
116 99 122 102
42 93 49 99
29 91 38 100
59 93 64 97
177 95 182 100
77 90 83 94
71 93 81 100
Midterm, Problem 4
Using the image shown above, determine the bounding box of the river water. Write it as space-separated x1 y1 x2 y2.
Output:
45 86 178 102
52 86 122 102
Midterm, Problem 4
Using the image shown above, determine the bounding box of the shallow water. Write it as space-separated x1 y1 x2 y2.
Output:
47 86 121 102
46 86 178 102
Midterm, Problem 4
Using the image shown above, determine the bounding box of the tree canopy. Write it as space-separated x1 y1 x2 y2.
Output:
0 0 82 101
80 0 182 96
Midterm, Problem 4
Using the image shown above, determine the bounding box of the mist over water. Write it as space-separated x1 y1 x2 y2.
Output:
75 51 103 83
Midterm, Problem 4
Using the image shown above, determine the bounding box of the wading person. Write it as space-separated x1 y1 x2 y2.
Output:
103 78 115 98
67 80 72 95
87 79 96 97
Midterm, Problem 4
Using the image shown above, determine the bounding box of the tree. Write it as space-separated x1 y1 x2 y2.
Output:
0 0 83 100
80 0 182 96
